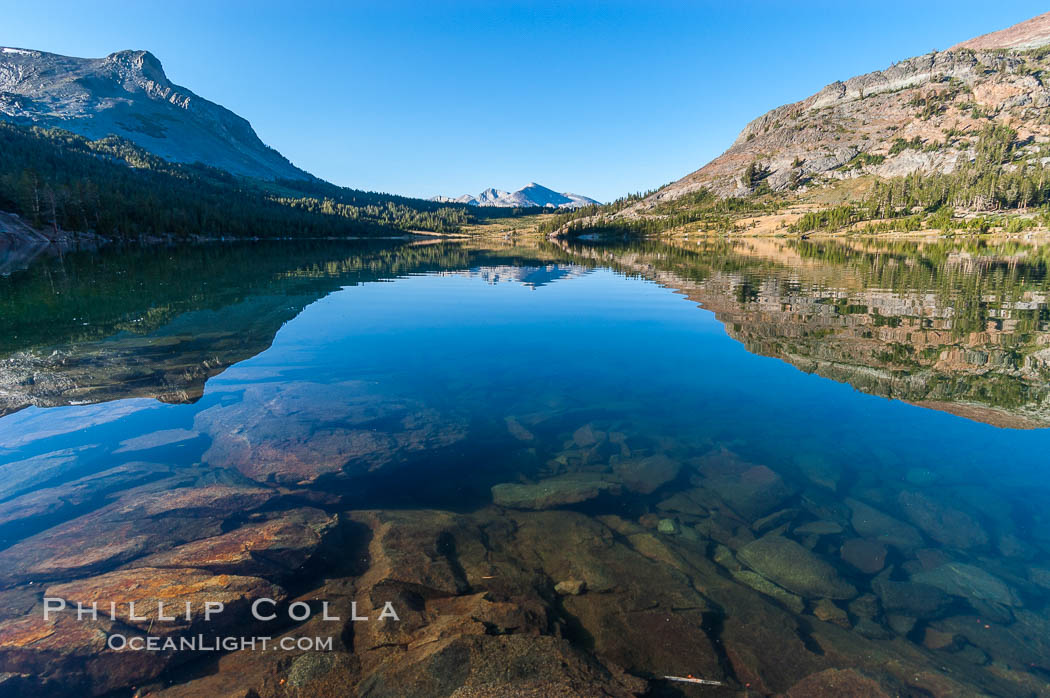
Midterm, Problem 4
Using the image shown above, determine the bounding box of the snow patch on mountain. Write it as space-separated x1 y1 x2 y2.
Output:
431 183 599 209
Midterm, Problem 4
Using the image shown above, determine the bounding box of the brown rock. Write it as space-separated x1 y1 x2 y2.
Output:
46 567 285 634
720 599 826 693
114 483 276 519
356 634 646 697
0 613 167 695
786 668 891 697
347 510 475 598
0 484 275 585
812 598 850 628
128 508 338 580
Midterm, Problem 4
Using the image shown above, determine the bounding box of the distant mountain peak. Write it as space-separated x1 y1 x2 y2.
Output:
0 47 311 181
431 183 600 209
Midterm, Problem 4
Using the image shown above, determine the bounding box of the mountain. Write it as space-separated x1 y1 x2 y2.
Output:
953 11 1050 50
0 47 310 181
433 183 599 209
611 11 1050 224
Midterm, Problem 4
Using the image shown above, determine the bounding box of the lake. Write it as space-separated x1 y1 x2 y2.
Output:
1 236 1049 696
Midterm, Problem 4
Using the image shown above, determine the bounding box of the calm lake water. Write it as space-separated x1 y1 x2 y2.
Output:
1 237 1049 696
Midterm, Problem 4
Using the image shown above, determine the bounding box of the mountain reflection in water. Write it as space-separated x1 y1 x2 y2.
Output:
0 236 1049 696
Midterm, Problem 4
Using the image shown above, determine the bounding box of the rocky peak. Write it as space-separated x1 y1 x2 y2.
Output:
0 47 310 181
103 49 169 87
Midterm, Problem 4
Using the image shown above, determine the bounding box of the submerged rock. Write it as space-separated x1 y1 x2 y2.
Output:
0 461 171 544
923 627 957 650
554 579 586 596
491 473 622 510
897 491 988 550
812 598 850 628
1029 567 1050 590
613 454 680 494
0 484 275 585
503 416 535 442
0 448 88 502
572 424 602 448
697 449 796 520
839 538 887 575
127 508 339 580
656 490 709 516
356 633 646 697
794 454 842 491
113 428 200 453
196 381 468 485
846 498 923 551
903 467 940 486
886 614 916 635
847 594 880 621
732 569 805 613
794 520 844 536
0 613 167 695
912 562 1021 607
737 534 856 599
752 508 800 533
46 567 286 634
872 575 952 618
785 668 892 697
656 518 679 534
713 544 742 572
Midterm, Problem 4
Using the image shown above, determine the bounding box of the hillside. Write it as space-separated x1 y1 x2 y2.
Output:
0 47 537 243
0 122 471 240
550 12 1050 237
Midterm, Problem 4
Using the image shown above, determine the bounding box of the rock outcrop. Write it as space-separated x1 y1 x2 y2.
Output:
619 12 1050 211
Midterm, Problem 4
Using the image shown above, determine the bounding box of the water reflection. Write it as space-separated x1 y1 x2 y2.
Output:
563 236 1050 428
0 237 1049 696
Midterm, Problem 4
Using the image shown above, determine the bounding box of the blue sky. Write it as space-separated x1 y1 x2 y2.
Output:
2 1 1047 201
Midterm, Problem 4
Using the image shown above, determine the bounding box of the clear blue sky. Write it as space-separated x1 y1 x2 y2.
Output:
2 1 1047 201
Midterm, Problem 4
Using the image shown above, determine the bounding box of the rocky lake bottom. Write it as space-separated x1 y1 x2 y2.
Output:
0 237 1049 696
